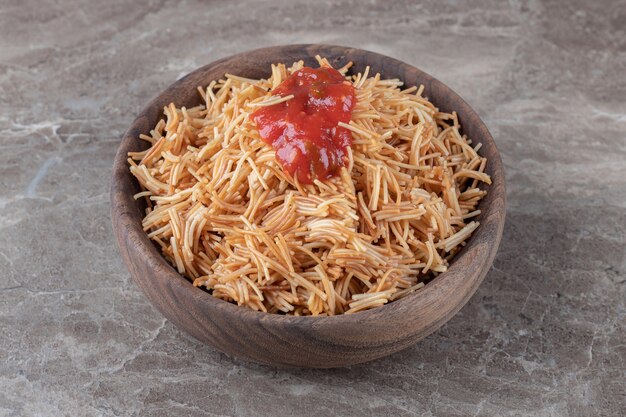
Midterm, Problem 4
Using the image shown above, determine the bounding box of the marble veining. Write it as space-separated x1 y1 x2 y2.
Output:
0 0 625 416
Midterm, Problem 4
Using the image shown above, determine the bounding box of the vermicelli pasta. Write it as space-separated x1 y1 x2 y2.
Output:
128 57 490 316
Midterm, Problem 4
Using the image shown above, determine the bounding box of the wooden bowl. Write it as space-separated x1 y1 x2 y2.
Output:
110 44 506 368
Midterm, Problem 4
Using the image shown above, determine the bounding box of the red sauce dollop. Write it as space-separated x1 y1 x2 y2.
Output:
251 67 356 184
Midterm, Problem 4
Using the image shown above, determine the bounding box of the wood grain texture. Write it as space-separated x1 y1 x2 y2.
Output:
110 44 506 368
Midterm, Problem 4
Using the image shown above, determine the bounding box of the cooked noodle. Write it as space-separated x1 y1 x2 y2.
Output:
128 56 491 316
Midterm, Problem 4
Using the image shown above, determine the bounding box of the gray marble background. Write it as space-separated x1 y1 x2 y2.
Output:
1 0 625 416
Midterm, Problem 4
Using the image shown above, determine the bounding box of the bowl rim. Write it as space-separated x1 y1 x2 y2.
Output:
110 43 506 328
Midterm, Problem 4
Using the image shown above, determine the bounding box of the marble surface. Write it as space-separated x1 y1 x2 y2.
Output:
1 0 625 415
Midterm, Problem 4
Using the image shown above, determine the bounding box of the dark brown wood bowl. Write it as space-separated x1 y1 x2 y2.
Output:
110 44 506 368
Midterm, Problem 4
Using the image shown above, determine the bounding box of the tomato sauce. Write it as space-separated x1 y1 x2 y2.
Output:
251 67 356 184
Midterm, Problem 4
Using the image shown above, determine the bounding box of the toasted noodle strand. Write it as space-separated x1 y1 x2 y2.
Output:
128 58 491 316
